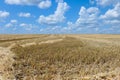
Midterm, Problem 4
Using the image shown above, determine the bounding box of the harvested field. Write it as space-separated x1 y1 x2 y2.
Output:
0 34 120 80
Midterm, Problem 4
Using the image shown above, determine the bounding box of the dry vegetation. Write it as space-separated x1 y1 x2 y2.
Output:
0 34 120 80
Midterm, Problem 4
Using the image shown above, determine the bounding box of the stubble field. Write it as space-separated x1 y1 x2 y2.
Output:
0 34 120 80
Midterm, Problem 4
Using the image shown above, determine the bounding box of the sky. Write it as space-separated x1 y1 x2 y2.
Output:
0 0 120 34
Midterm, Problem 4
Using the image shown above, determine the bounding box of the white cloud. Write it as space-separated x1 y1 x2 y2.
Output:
20 23 36 30
11 19 17 23
20 23 28 27
5 0 52 9
0 11 9 18
5 19 18 27
104 20 120 24
96 0 120 6
5 23 13 27
71 5 120 33
5 0 41 5
100 3 120 28
38 2 69 25
38 0 51 9
19 12 31 17
39 6 101 34
58 6 101 33
75 6 99 28
100 3 120 19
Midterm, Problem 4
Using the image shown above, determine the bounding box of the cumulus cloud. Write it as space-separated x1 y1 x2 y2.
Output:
75 6 99 28
100 3 120 26
5 19 17 27
5 23 13 27
20 23 36 30
11 19 17 23
104 20 120 24
0 11 9 18
38 2 69 25
96 0 120 6
20 23 28 27
99 3 120 32
71 4 120 33
5 0 52 9
19 12 31 17
38 6 101 34
5 0 40 5
100 3 120 19
57 6 101 33
38 0 51 9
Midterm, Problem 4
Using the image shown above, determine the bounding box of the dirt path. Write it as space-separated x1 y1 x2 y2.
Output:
0 47 15 80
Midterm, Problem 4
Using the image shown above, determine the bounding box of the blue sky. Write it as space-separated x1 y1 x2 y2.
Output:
0 0 120 34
